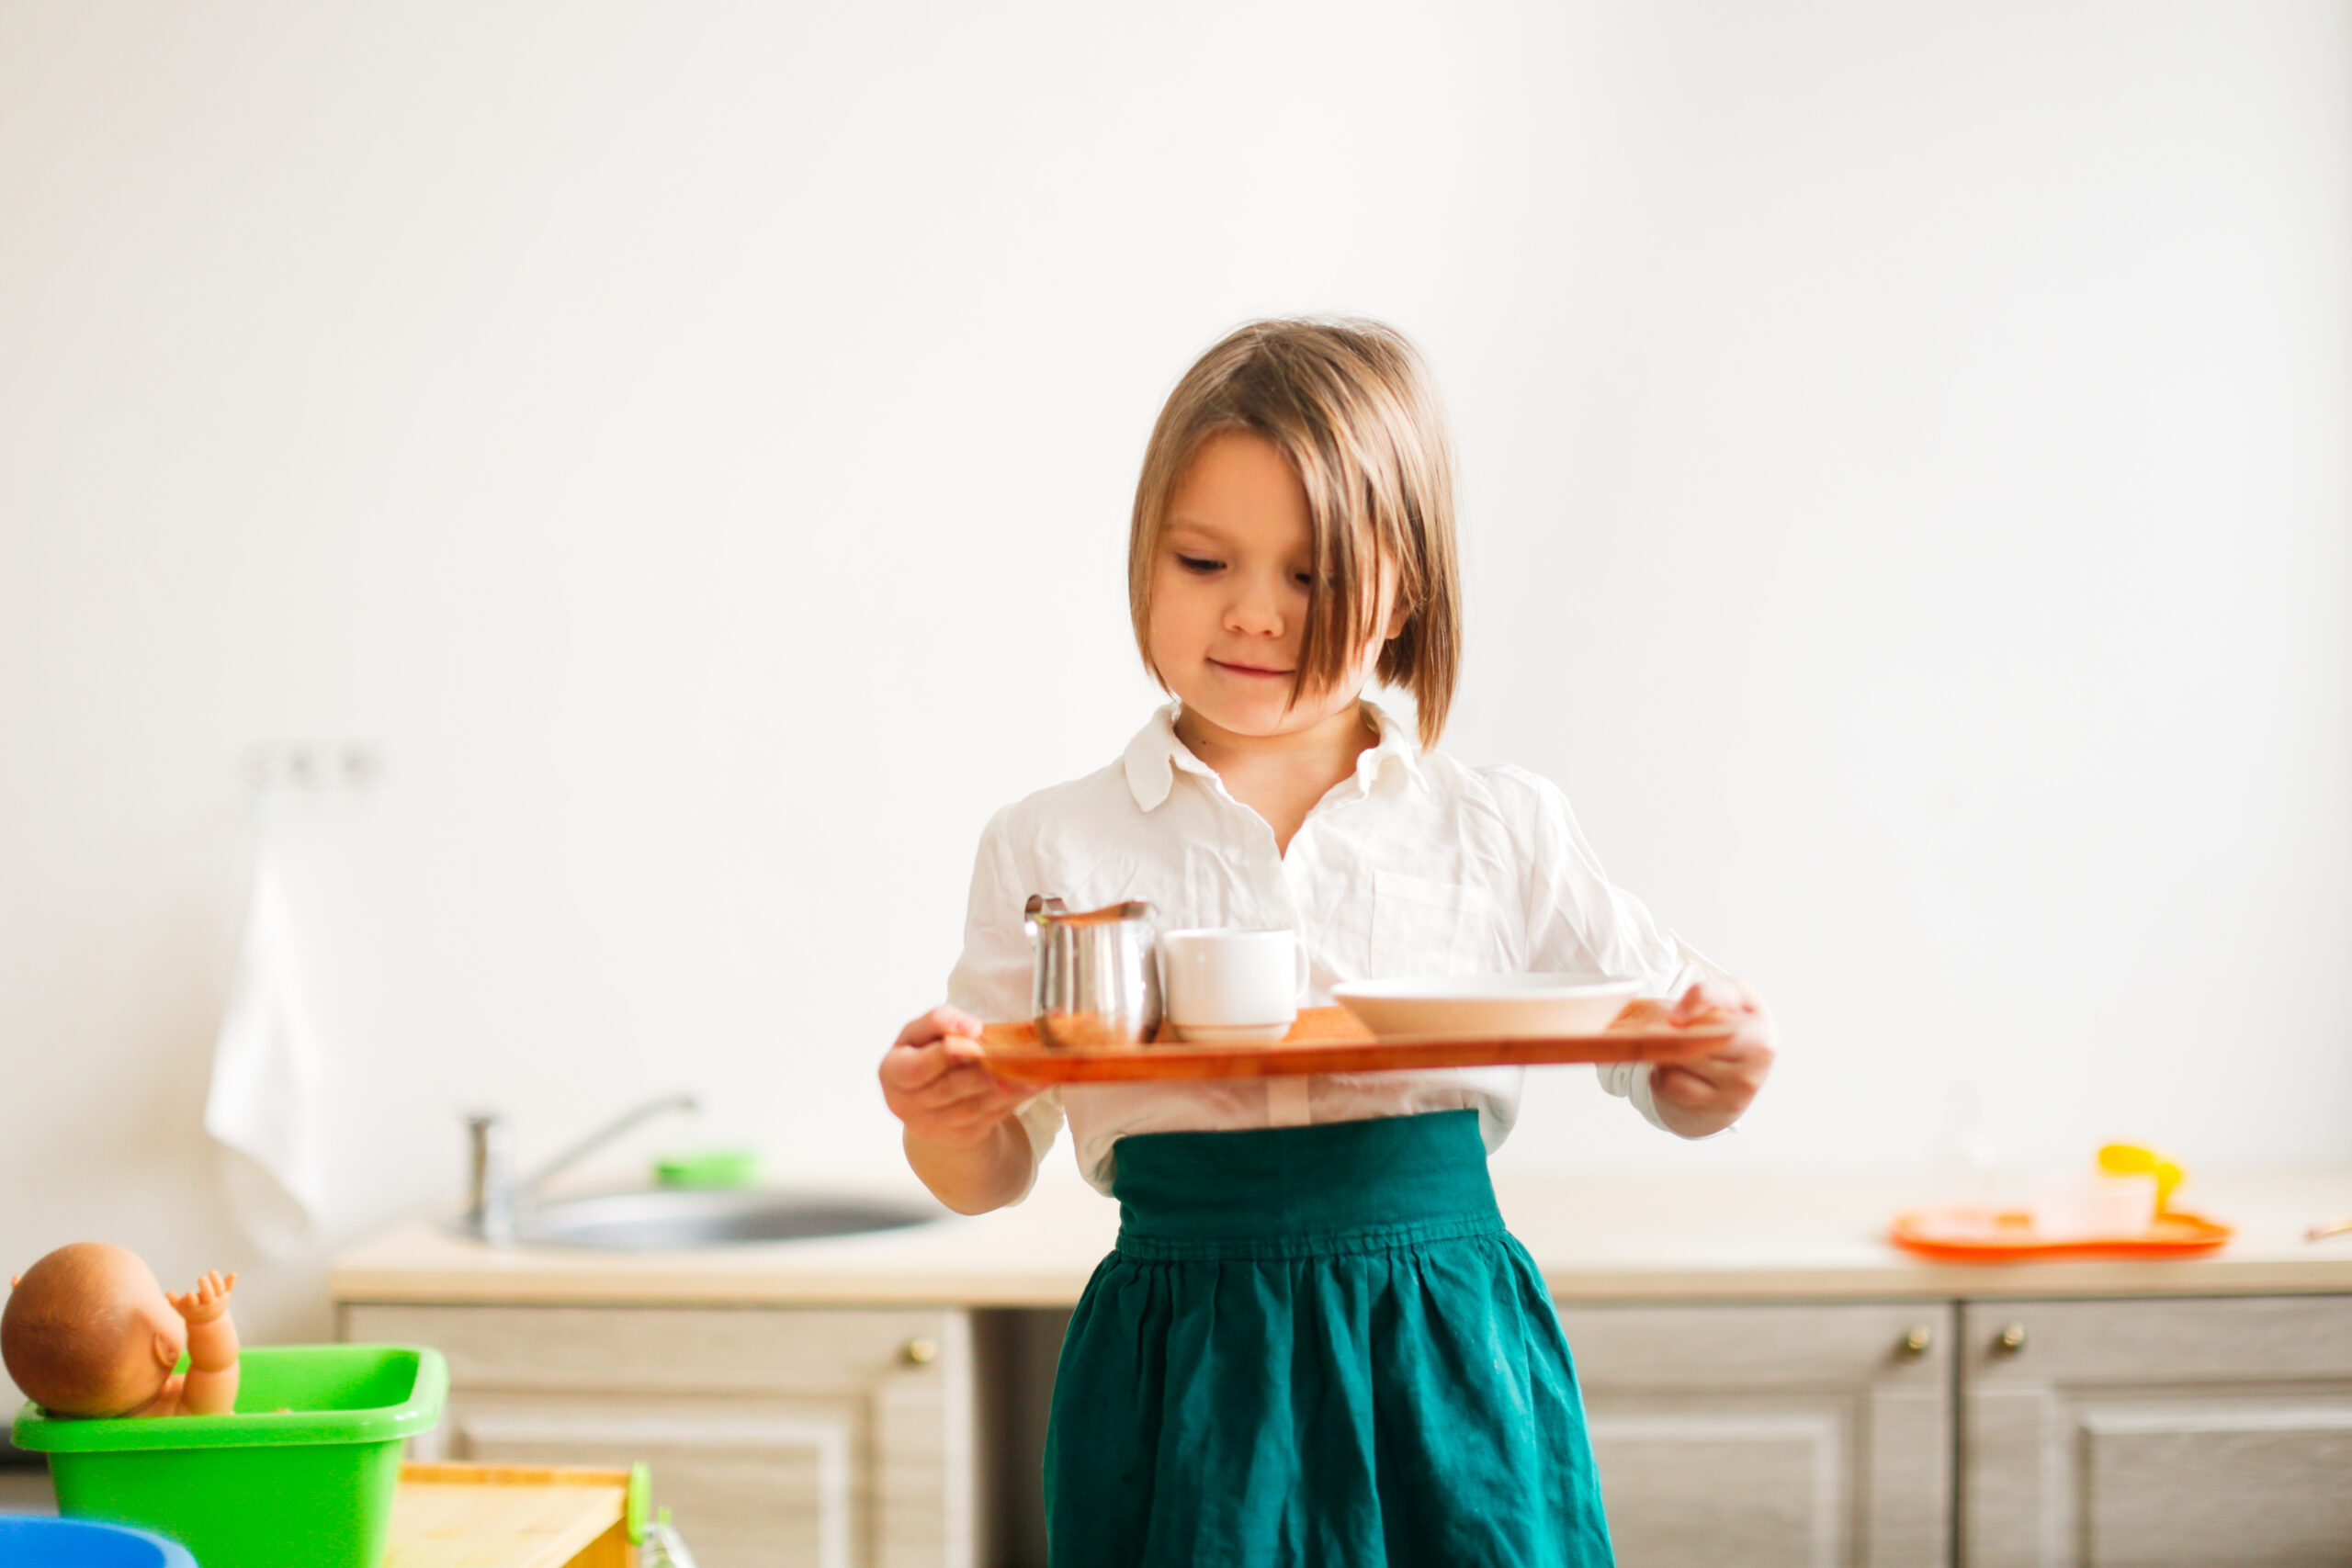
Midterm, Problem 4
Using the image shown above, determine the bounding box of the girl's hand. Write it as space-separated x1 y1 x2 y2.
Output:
1645 977 1776 1138
879 1006 1032 1149
166 1270 236 1325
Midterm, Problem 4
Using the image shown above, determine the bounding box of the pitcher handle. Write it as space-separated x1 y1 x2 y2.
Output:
1023 894 1066 942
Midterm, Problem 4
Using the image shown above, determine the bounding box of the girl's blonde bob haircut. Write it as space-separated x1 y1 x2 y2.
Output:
1128 317 1463 751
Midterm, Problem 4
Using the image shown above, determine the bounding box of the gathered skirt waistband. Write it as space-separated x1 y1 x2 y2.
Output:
1108 1108 1502 1261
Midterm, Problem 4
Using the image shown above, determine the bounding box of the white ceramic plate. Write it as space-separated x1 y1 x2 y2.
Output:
1329 973 1643 1040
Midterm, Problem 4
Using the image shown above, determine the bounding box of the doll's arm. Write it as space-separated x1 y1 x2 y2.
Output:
164 1270 240 1416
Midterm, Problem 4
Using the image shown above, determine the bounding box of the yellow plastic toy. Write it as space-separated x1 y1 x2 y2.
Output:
2098 1142 2184 1213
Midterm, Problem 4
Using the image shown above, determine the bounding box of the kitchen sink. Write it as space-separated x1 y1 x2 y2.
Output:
458 1189 944 1251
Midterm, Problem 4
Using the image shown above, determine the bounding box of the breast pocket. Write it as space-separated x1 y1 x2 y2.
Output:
1368 871 1504 978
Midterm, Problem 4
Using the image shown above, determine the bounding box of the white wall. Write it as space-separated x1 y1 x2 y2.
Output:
4 2 2347 1360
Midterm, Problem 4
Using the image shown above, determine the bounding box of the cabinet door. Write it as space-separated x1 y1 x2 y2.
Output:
1961 1294 2352 1568
1559 1300 1955 1568
343 1303 972 1568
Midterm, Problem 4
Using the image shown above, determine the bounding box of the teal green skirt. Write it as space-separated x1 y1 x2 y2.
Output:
1045 1110 1613 1567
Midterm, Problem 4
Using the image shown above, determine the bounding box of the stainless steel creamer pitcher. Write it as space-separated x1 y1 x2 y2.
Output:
1024 895 1161 1048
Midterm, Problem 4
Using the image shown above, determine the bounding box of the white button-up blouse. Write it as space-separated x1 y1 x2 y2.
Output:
946 703 1720 1198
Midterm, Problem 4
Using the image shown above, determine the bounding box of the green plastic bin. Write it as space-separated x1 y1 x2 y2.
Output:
10 1344 447 1568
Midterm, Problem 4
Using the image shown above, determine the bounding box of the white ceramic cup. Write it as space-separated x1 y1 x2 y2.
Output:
1157 928 1311 1044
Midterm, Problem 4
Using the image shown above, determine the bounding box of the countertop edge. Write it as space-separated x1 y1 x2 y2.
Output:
331 1169 2352 1309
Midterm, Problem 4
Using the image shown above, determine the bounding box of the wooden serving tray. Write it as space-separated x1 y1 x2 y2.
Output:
387 1462 632 1568
978 1004 1737 1083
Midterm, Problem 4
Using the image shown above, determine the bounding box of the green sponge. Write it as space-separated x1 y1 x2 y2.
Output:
653 1150 760 1190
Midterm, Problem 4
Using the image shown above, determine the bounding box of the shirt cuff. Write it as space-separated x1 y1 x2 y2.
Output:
1600 1059 1743 1142
1598 1059 1668 1130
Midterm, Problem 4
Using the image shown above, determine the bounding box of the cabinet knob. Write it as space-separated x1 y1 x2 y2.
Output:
1897 1325 1934 1359
901 1337 940 1367
1994 1321 2027 1356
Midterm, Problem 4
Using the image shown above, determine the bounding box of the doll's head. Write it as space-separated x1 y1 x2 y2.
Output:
3 1243 186 1418
1128 317 1463 751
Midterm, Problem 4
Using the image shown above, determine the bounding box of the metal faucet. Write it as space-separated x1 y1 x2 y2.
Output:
464 1092 699 1247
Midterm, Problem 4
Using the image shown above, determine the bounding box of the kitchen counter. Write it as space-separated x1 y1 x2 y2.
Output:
331 1168 2352 1306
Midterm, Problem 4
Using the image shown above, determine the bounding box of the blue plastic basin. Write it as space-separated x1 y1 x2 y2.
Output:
0 1516 198 1567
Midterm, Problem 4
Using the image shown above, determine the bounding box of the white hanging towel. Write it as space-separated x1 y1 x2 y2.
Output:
204 819 328 1255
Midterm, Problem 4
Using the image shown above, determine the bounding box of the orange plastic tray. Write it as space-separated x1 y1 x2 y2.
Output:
1889 1206 2233 1263
978 1003 1736 1083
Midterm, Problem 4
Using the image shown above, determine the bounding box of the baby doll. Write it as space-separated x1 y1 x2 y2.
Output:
3 1244 239 1418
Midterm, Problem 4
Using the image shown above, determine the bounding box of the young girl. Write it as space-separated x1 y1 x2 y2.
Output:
878 318 1776 1567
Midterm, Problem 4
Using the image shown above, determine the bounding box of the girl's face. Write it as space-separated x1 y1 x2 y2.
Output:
1148 430 1403 750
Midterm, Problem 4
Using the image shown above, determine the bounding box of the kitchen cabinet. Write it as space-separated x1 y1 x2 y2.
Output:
340 1303 976 1568
1561 1301 1954 1568
331 1173 2352 1568
1563 1294 2352 1568
1958 1294 2352 1568
336 1294 2352 1568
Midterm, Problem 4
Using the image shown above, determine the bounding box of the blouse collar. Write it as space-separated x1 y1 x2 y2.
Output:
1122 699 1428 812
